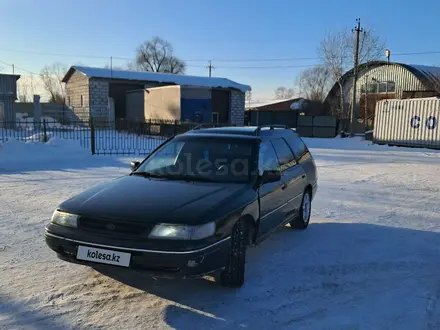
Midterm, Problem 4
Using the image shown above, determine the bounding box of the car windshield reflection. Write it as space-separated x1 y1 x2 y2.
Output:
134 138 257 183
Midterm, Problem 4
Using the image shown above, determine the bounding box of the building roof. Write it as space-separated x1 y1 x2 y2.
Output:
62 66 251 92
0 73 21 80
246 98 302 110
405 64 440 88
325 61 440 102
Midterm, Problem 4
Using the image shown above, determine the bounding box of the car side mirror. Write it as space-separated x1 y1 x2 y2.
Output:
261 169 281 184
130 161 140 171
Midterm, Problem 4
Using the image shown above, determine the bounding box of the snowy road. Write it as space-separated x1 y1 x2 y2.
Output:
1 138 440 329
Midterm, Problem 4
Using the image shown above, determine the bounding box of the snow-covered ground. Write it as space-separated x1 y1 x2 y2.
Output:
1 137 440 329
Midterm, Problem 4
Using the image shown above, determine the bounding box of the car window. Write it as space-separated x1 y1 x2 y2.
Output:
258 141 280 176
270 138 297 170
144 141 185 169
135 138 256 183
286 134 308 160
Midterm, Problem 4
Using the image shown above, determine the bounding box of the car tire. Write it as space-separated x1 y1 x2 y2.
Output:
290 189 311 230
220 219 247 288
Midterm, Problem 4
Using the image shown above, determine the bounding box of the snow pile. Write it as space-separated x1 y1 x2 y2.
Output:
0 136 91 169
303 136 440 154
290 98 306 110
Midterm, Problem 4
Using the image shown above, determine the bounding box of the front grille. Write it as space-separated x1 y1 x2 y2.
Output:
78 216 152 238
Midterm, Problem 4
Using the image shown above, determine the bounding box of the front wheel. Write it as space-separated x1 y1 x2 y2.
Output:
220 219 247 288
290 190 311 229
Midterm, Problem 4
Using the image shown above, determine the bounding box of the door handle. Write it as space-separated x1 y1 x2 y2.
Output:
301 175 306 179
281 183 287 190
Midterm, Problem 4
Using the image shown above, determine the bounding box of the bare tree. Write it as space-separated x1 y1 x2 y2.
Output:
17 75 37 102
296 66 331 102
274 86 295 99
104 64 127 71
318 28 384 118
40 62 67 104
245 91 252 107
134 37 186 74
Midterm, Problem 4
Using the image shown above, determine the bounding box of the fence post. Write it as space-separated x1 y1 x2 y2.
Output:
90 117 96 155
42 119 47 142
174 120 178 136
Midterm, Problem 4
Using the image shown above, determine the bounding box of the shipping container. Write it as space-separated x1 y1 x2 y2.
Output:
373 97 440 149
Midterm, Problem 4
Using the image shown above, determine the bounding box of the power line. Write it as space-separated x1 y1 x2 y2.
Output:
215 64 319 69
187 51 440 62
13 65 38 75
1 46 440 64
0 59 38 75
0 47 115 60
0 47 319 62
0 59 11 67
191 57 319 62
392 51 440 56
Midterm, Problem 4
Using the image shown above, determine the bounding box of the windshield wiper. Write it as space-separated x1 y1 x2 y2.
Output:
131 172 167 178
132 171 214 182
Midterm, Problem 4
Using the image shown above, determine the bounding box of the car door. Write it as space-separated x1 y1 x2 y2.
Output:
257 141 289 238
286 132 317 186
270 137 307 216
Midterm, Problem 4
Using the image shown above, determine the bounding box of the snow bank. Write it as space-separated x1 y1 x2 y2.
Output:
303 136 440 154
0 136 91 170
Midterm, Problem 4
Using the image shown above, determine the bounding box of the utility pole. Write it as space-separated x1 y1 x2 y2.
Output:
110 56 113 78
207 61 214 77
350 18 363 137
364 74 368 131
12 64 15 75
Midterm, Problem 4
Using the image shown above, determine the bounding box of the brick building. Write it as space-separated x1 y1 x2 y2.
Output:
62 66 250 125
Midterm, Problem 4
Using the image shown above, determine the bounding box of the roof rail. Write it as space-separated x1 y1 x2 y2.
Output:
254 125 289 136
189 123 239 132
190 124 206 131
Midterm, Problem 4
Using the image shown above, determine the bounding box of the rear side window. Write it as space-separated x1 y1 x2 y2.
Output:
258 141 280 175
270 138 296 170
286 134 308 160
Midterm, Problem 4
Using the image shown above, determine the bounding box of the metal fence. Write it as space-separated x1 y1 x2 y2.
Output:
295 115 338 138
246 110 298 128
0 119 234 156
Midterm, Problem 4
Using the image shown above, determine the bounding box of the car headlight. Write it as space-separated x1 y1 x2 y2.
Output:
149 222 216 240
50 210 78 228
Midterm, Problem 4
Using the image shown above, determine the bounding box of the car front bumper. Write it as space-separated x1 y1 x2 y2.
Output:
44 230 231 279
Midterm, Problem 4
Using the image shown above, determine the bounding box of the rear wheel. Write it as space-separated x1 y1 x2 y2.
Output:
290 190 311 229
220 219 247 288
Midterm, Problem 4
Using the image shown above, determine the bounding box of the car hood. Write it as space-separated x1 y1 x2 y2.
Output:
58 175 249 225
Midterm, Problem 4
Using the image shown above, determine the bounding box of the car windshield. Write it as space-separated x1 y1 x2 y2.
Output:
134 137 257 183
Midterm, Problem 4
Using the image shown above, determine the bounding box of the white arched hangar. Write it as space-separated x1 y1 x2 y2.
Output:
324 61 440 130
